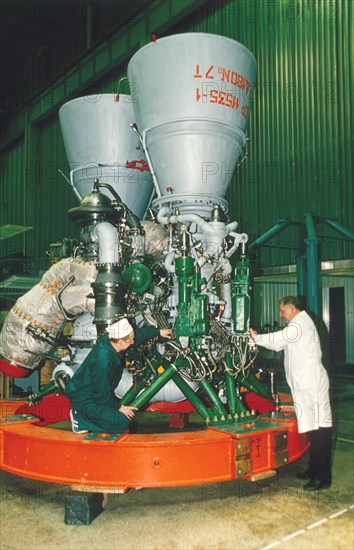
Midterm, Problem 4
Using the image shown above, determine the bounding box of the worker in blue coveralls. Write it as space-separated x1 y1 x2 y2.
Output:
66 318 172 434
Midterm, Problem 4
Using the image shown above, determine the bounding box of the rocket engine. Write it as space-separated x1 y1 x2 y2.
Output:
0 34 272 423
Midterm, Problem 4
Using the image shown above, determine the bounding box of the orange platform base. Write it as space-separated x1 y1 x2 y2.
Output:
0 394 309 489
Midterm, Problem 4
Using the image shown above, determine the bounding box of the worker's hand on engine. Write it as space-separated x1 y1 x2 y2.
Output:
249 328 258 340
119 405 138 419
159 329 172 339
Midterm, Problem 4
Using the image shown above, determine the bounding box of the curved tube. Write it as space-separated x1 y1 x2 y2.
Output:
157 207 213 234
164 250 176 273
158 207 239 240
93 222 119 264
56 275 76 321
125 210 142 229
94 180 142 230
226 231 248 258
225 221 238 235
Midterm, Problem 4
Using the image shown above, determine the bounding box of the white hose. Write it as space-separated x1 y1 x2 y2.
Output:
93 222 119 264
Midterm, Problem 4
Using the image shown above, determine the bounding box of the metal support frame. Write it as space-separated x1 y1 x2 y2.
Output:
248 219 291 251
304 213 320 318
0 396 309 492
249 215 354 317
323 219 354 241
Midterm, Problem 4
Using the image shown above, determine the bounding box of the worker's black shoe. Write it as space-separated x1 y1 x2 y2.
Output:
303 478 331 491
296 469 312 480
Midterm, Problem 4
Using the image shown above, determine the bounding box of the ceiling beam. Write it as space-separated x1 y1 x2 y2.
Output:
0 0 208 150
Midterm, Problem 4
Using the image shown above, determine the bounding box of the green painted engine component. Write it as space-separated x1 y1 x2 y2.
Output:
224 371 237 415
130 363 177 409
175 256 194 303
172 372 212 421
119 378 147 406
190 294 208 334
28 380 58 405
237 371 272 401
197 379 228 420
122 263 152 294
223 353 248 417
231 257 251 334
175 256 209 339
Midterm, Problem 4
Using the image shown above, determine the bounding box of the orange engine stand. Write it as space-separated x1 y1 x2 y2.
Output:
0 394 308 489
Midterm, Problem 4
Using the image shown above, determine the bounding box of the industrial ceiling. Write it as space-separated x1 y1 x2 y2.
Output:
0 0 151 123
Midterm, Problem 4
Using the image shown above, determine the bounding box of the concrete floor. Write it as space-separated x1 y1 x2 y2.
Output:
1 380 353 550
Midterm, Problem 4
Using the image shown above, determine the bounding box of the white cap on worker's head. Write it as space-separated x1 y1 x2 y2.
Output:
107 318 133 340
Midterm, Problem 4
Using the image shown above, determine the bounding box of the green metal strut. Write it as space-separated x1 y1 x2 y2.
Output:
119 377 148 406
172 372 213 421
224 353 248 416
130 363 177 409
236 371 272 401
197 379 228 419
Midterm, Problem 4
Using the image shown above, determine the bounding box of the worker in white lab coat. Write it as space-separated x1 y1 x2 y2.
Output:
250 295 332 491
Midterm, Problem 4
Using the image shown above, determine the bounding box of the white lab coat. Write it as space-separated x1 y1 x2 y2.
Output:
254 311 332 433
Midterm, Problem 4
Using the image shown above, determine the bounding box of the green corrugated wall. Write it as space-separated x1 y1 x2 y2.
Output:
36 116 79 253
0 139 26 257
0 0 353 267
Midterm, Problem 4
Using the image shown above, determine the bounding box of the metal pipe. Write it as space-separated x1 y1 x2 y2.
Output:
130 364 177 409
269 369 279 406
236 372 271 400
296 253 306 299
93 179 122 203
226 231 248 258
92 222 119 264
29 380 57 405
157 206 239 238
322 218 354 241
234 386 249 416
224 354 237 415
172 372 212 420
197 379 228 419
304 213 320 317
56 275 76 321
157 207 210 233
248 219 291 250
119 378 147 406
